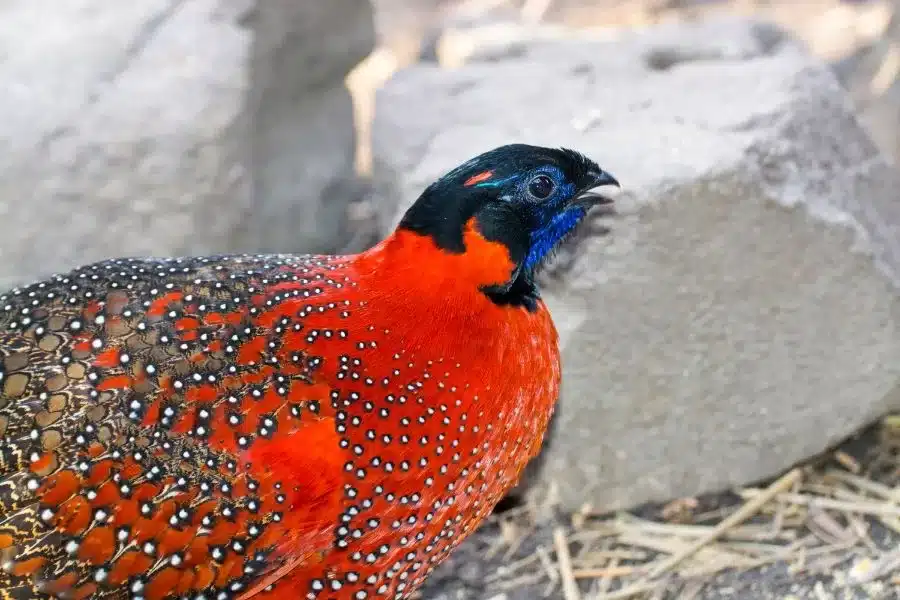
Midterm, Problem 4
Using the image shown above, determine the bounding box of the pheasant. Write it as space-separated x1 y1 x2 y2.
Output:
0 144 618 600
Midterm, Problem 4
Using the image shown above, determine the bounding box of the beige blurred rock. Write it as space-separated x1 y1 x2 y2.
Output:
371 0 446 63
371 16 900 511
0 0 374 289
436 21 575 67
832 0 900 164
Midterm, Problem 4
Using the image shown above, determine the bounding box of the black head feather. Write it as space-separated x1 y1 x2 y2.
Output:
397 144 618 311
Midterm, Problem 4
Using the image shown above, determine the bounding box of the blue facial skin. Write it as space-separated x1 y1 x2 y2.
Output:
475 164 582 274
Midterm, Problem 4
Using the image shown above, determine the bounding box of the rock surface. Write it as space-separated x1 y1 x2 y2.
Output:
371 16 900 511
247 0 375 255
0 0 374 290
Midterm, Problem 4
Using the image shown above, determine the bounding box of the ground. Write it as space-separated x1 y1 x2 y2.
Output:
415 417 900 599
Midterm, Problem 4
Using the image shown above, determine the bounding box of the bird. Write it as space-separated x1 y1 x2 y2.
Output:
0 143 618 600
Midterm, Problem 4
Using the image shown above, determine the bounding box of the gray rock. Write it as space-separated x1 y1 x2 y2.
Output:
247 0 375 254
0 0 374 290
371 17 900 511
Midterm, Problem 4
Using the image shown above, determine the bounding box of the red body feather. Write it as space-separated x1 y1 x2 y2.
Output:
0 225 560 599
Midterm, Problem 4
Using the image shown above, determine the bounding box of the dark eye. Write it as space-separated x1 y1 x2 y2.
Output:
527 174 555 200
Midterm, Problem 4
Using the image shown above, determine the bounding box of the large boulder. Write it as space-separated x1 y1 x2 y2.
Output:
0 0 374 290
247 0 375 255
371 17 900 511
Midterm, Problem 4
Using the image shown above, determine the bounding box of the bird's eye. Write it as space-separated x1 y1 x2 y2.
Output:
527 174 555 200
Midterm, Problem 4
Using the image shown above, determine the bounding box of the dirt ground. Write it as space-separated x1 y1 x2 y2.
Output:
414 420 900 599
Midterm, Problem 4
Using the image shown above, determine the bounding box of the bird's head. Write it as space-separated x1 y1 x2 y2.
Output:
397 144 619 310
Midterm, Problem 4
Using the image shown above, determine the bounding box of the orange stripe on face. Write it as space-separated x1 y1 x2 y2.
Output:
464 170 493 186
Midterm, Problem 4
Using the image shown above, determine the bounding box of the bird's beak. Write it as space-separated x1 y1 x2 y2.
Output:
594 170 620 189
574 170 620 207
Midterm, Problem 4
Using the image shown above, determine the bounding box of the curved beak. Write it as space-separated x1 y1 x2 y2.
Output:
575 169 620 207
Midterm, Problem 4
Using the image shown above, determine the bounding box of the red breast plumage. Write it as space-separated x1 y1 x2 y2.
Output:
0 144 618 600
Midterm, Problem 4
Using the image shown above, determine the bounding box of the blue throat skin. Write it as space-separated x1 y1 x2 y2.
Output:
524 204 586 273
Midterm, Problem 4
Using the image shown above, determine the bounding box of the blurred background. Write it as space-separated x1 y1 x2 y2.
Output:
3 0 900 598
360 0 900 169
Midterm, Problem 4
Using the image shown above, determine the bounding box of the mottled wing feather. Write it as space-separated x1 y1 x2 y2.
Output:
0 255 348 600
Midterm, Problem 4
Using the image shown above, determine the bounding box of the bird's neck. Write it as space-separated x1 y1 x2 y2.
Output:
345 227 541 357
388 223 519 291
343 226 561 471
